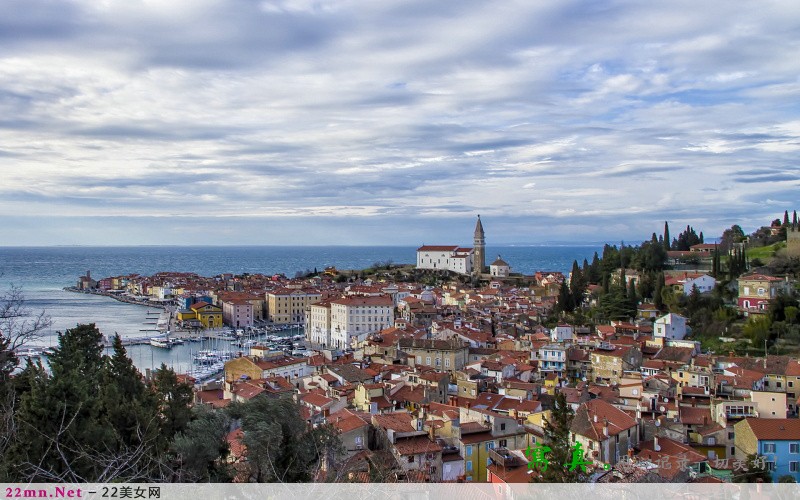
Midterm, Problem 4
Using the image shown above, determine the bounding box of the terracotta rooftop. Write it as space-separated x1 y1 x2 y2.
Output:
571 399 637 441
330 408 370 434
743 418 800 440
372 412 416 433
393 435 443 456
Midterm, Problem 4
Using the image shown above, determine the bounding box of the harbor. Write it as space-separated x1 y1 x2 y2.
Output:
15 321 309 387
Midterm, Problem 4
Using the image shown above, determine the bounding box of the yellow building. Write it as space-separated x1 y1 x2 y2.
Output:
457 407 528 482
267 287 322 324
191 302 223 328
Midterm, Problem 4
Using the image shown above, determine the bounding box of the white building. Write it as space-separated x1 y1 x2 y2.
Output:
416 246 474 275
330 295 394 349
305 301 332 347
654 313 687 340
683 274 716 295
489 255 510 277
538 344 568 377
551 324 574 342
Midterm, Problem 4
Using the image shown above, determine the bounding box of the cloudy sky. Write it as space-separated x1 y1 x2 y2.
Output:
2 0 799 246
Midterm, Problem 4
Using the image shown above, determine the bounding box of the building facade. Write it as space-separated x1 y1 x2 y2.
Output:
330 295 394 349
267 287 322 324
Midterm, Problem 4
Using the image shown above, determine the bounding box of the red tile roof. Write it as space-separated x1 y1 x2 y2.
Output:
571 399 637 441
743 418 800 440
393 435 443 456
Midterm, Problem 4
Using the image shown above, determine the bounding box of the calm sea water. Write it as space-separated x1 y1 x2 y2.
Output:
0 245 600 373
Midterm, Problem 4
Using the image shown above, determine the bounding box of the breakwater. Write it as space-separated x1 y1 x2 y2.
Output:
63 287 170 310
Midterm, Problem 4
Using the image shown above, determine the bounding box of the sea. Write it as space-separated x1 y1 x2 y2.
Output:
0 245 601 376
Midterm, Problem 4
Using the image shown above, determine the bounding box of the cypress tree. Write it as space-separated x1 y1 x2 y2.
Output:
741 246 748 273
784 210 790 226
570 260 585 310
557 280 574 314
654 272 665 311
589 252 601 284
627 278 638 319
793 210 797 227
663 221 670 251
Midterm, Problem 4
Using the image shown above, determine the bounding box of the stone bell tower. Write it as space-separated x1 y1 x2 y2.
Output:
473 215 486 275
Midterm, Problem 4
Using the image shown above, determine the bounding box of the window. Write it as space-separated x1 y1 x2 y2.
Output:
777 382 783 388
486 441 495 451
500 423 506 431
791 462 799 473
791 443 800 454
466 460 473 471
408 455 414 463
729 432 735 440
499 439 507 447
466 445 472 457
765 461 775 471
764 443 776 453
445 358 451 368
426 357 431 365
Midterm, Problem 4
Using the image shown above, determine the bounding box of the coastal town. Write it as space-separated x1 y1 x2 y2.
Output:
48 213 800 484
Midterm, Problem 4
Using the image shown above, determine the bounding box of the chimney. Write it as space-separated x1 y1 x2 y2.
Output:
654 435 661 452
603 418 609 437
593 414 598 423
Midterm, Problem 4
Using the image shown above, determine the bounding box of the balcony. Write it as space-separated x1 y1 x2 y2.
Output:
488 448 526 468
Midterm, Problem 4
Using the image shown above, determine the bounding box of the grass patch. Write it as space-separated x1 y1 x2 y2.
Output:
748 241 786 261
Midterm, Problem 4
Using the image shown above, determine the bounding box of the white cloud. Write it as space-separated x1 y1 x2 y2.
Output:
1 0 799 244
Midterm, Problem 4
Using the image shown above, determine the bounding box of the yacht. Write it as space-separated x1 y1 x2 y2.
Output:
150 337 172 348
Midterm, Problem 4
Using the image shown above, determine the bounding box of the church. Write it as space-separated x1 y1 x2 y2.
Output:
416 216 486 275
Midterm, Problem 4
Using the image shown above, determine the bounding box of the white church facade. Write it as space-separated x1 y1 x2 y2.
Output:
416 216 486 275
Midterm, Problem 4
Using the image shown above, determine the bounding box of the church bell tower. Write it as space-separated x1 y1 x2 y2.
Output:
473 215 486 274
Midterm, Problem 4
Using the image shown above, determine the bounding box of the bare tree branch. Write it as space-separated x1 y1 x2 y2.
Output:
0 285 52 352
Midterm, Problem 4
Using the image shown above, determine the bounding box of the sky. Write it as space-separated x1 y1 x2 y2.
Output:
1 0 799 246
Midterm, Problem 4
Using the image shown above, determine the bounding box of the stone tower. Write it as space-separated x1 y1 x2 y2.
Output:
473 215 486 274
788 224 800 256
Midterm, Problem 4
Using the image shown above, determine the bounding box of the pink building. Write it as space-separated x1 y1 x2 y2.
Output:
222 299 254 328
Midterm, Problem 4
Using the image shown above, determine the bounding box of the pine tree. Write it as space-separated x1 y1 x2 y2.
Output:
152 364 194 442
8 324 115 481
228 396 343 482
532 392 586 483
102 335 161 451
